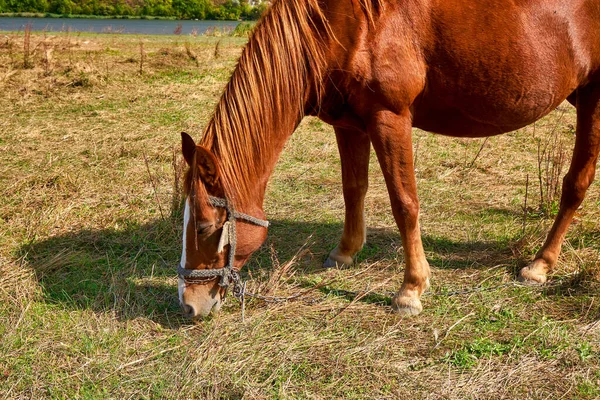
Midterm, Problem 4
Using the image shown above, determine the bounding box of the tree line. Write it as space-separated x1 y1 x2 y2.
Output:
0 0 269 20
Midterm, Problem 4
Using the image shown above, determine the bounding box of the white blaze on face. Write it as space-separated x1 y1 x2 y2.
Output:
178 198 191 305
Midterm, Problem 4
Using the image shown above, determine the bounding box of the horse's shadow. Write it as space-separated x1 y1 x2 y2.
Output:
20 215 518 327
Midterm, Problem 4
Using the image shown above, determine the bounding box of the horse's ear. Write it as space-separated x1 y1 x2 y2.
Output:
194 146 220 189
181 132 196 166
181 132 220 189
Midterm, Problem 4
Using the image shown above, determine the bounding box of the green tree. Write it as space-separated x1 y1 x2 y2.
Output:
241 1 266 20
49 0 77 14
173 0 211 19
113 1 134 16
0 0 266 20
209 0 240 20
95 3 114 15
6 0 49 12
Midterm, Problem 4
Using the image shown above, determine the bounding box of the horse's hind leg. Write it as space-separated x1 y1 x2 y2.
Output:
368 109 430 315
324 126 371 267
520 85 600 283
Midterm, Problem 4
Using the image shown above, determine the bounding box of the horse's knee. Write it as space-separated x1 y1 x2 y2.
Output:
343 180 368 201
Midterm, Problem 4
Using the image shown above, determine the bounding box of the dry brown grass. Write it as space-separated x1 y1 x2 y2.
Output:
0 31 599 399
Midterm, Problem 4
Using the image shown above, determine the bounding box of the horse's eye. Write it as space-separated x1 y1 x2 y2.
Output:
196 223 213 235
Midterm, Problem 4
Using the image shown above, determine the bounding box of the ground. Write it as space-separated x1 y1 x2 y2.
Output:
0 31 599 399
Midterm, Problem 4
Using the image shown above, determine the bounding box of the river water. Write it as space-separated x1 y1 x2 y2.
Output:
0 17 240 35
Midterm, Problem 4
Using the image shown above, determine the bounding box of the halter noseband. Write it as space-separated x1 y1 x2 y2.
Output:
177 195 269 298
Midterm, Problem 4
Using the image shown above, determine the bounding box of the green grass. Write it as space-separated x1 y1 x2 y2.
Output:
0 30 599 399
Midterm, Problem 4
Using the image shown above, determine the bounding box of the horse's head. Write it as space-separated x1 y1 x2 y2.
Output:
178 132 269 319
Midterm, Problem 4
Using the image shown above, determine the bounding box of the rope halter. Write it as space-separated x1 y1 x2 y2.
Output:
177 196 269 298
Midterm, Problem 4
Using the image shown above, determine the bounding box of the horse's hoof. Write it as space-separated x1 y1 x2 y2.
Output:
518 265 547 284
391 294 423 316
323 257 353 268
323 257 341 268
323 249 353 269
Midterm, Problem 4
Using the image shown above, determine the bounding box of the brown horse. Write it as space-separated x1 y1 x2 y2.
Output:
178 0 600 318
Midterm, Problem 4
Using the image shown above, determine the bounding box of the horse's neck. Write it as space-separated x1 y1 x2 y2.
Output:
207 113 301 210
201 58 308 211
201 0 333 212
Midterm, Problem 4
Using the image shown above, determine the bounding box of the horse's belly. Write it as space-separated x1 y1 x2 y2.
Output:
411 88 568 138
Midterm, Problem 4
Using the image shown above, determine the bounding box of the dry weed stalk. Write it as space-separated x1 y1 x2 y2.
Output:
23 23 32 69
4 35 16 65
254 238 313 296
522 174 529 236
264 244 296 294
41 37 53 76
63 26 73 68
173 23 183 35
139 41 145 75
214 39 222 59
185 42 200 67
143 150 165 220
413 134 421 171
171 148 186 216
468 137 489 169
534 111 569 214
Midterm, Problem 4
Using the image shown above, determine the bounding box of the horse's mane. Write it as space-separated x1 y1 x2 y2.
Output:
198 0 381 209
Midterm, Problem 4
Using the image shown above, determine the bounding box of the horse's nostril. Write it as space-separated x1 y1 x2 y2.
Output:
182 304 196 318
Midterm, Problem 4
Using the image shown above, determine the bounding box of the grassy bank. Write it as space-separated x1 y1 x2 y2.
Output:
0 31 599 398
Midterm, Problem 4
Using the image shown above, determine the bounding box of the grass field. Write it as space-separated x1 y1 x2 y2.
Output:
1 30 599 399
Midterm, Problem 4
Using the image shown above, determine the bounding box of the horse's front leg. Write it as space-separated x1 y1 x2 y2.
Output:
324 126 371 267
368 109 430 315
520 85 600 283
